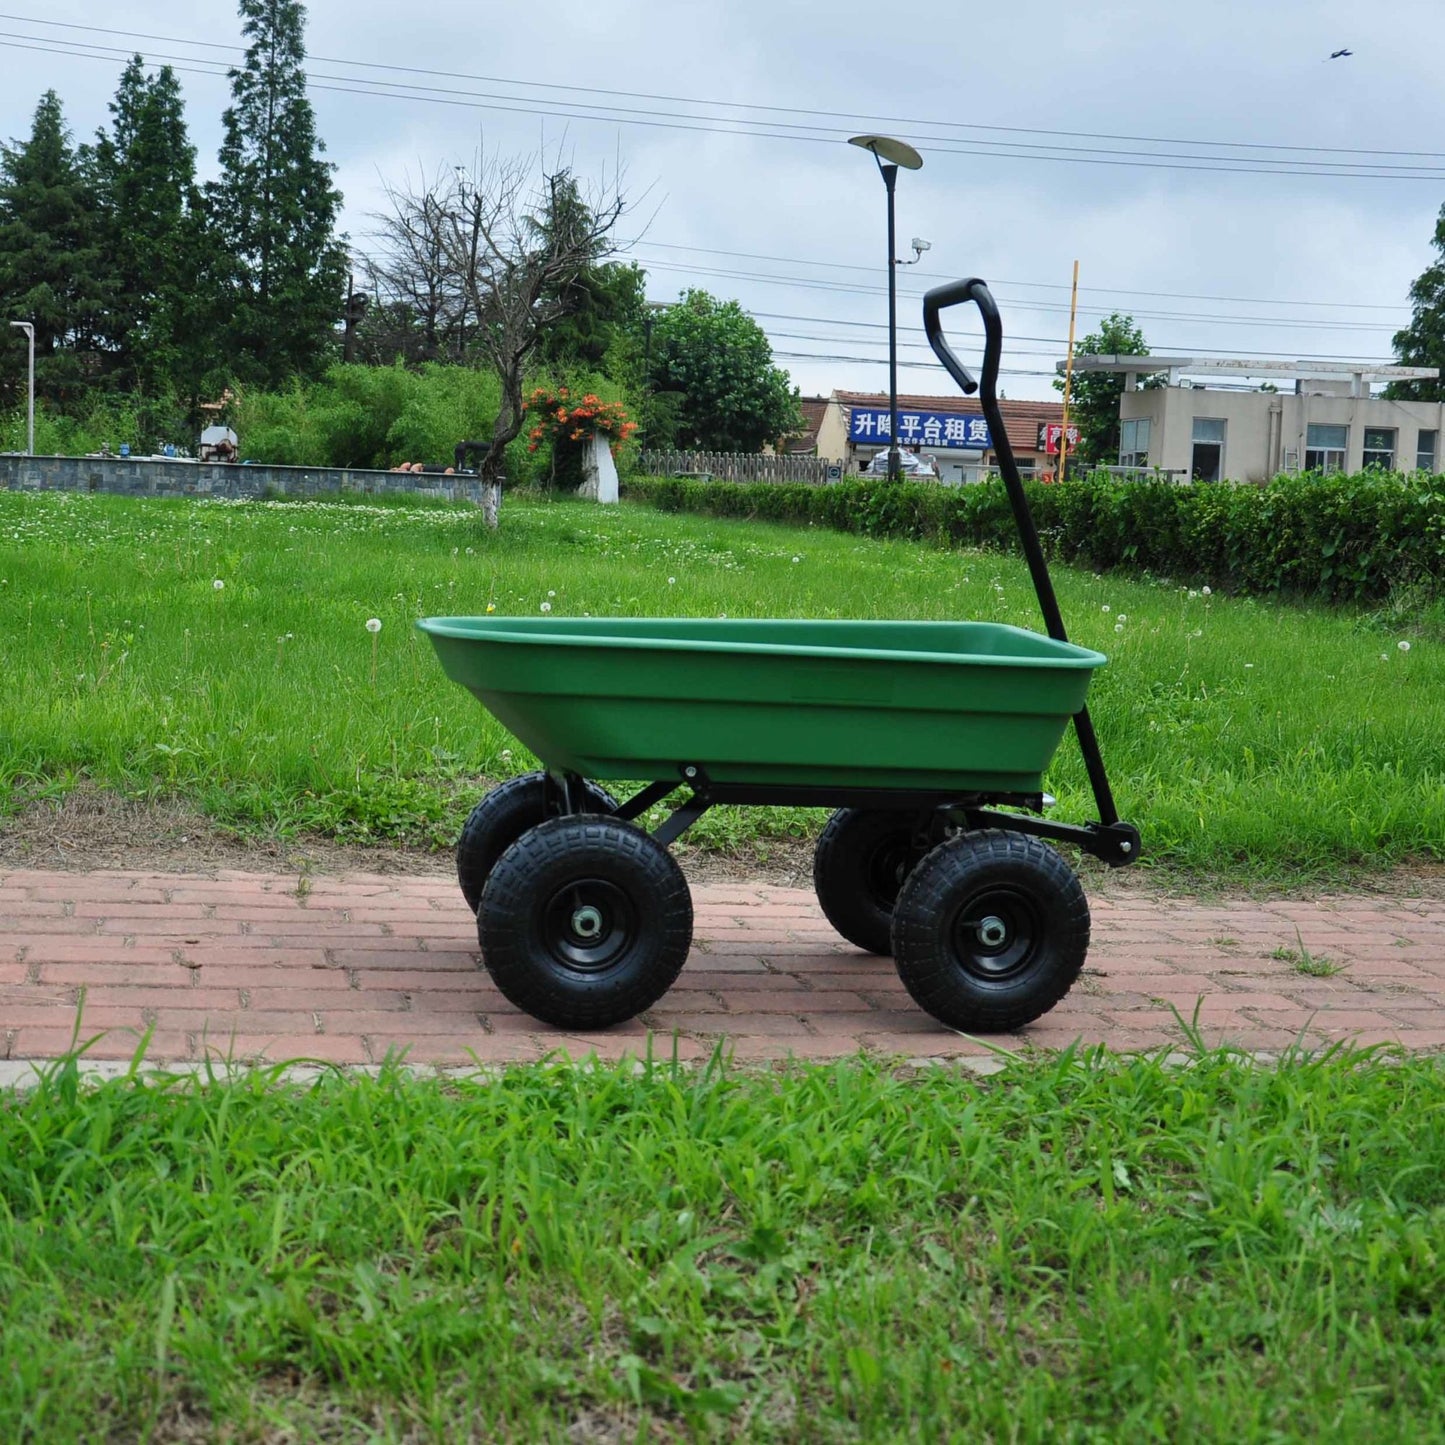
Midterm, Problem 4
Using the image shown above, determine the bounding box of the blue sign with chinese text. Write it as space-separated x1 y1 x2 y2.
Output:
848 407 992 450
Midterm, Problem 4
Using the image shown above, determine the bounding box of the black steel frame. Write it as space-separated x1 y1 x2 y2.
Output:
543 278 1140 870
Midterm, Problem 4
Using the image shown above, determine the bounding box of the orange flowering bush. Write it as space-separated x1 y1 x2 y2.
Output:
524 387 637 455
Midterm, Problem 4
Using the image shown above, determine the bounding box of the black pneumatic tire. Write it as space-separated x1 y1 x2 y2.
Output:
813 808 929 955
456 772 618 913
891 829 1090 1032
477 815 694 1030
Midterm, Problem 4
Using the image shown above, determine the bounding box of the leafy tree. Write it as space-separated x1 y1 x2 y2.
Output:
1387 203 1445 401
644 290 800 452
1053 312 1161 466
0 91 109 404
92 58 205 395
375 156 627 526
206 0 346 387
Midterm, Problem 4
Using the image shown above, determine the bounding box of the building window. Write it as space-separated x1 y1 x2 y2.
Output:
1363 427 1396 470
1418 429 1438 473
1191 417 1225 483
1119 417 1151 467
1305 423 1348 474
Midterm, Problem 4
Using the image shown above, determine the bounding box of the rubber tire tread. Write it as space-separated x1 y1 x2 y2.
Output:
812 808 922 956
457 772 618 913
891 828 1090 1032
478 815 693 1030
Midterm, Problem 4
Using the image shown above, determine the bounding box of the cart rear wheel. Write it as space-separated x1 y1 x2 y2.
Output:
478 815 693 1030
457 772 618 914
813 808 932 955
891 829 1089 1032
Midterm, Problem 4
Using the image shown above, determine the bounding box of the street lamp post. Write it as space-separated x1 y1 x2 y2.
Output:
849 135 922 481
9 321 34 456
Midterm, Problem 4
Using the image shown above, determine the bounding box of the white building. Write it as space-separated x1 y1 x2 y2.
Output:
1067 356 1442 483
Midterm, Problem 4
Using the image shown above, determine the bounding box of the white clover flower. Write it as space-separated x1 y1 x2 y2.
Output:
500 748 512 761
365 618 382 634
1244 662 1254 669
212 579 224 591
540 601 552 613
1188 589 1199 600
1399 639 1412 652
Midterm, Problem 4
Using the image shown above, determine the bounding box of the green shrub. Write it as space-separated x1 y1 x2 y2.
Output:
623 470 1445 602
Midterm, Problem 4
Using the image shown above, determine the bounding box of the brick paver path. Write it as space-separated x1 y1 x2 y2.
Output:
3 868 1444 1067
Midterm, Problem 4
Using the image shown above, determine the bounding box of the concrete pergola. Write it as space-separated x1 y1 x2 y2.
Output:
1059 356 1439 399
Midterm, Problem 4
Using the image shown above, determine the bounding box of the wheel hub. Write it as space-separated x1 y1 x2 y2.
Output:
571 905 603 939
543 880 637 973
976 915 1008 948
954 887 1040 981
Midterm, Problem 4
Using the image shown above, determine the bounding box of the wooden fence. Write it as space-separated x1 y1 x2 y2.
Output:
640 451 843 485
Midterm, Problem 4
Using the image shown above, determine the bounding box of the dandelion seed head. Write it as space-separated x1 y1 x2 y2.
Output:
1101 604 1110 613
1399 639 1412 652
1115 623 1124 633
1201 586 1212 597
365 618 382 634
540 601 552 613
212 579 224 591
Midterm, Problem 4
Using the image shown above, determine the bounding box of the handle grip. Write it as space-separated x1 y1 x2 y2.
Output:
923 276 1005 402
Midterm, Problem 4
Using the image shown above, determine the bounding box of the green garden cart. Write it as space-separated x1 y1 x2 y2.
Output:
419 279 1140 1032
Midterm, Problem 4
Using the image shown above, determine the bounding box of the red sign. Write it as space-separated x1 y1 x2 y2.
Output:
1038 422 1080 455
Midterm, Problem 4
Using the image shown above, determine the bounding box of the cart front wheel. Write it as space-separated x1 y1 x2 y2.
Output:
891 830 1089 1032
478 815 693 1030
813 808 933 955
457 772 618 914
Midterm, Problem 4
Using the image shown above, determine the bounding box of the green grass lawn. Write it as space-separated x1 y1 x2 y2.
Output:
3 1045 1444 1440
1 489 1442 884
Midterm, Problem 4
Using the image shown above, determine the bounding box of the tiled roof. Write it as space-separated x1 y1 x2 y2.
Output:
833 391 1065 452
788 396 829 450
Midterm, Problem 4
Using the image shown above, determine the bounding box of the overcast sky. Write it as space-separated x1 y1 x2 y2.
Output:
4 0 1444 401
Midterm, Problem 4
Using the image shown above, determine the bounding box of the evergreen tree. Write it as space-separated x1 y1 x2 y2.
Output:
1387 203 1445 402
93 59 203 394
206 0 345 386
0 91 109 403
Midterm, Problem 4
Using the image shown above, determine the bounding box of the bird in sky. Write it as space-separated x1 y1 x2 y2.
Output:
1329 48 1353 59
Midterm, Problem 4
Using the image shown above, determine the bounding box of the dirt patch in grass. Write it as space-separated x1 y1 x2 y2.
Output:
0 786 816 888
4 786 1444 901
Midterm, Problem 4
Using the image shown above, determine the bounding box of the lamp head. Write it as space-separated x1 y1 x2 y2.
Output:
847 134 923 170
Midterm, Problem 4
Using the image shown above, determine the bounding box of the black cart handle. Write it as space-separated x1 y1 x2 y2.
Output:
923 277 1126 837
922 277 998 399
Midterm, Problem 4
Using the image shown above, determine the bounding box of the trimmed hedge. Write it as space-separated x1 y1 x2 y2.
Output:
623 470 1445 603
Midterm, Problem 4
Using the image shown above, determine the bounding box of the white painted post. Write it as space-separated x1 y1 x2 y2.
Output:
578 429 619 503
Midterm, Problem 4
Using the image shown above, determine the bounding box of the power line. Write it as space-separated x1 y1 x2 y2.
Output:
634 256 1399 331
625 239 1410 314
9 10 1445 165
5 26 1445 181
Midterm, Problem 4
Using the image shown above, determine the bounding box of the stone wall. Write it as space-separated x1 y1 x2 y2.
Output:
0 454 486 504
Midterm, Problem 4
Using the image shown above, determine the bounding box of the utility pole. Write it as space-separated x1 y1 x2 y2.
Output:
9 321 33 455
